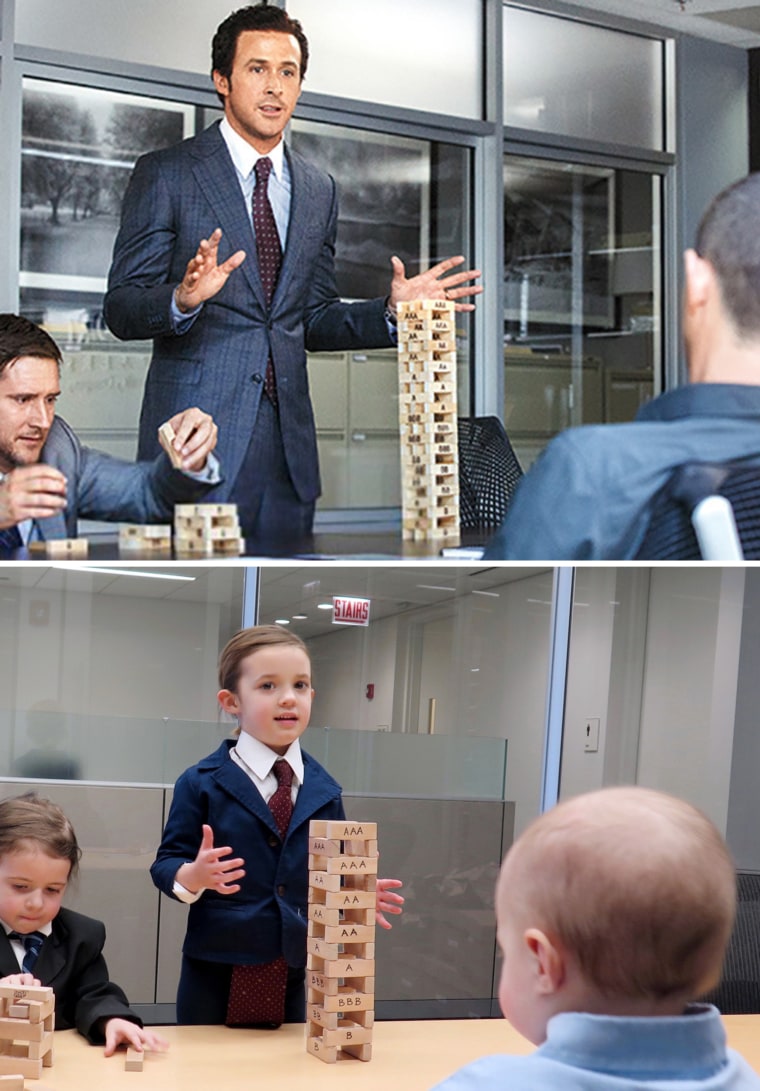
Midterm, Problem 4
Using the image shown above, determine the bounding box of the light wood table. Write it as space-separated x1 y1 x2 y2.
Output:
32 1016 760 1090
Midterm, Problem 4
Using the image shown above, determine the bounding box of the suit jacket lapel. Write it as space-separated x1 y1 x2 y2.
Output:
189 125 267 308
274 147 315 309
35 920 67 984
213 757 280 837
0 931 20 978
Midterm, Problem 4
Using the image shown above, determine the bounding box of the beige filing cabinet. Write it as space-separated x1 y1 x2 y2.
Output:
308 349 402 510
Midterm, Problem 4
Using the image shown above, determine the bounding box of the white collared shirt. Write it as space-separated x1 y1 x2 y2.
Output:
219 117 291 247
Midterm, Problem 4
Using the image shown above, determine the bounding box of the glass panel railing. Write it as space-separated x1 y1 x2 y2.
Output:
0 709 507 800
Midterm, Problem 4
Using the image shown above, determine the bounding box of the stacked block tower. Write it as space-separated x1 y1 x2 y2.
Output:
397 299 460 541
306 820 378 1064
173 504 244 556
0 984 54 1081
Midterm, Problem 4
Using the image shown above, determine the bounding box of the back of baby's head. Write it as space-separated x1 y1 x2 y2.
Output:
0 793 81 878
502 786 736 1003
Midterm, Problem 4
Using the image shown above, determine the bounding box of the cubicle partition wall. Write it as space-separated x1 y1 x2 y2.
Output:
0 729 512 1023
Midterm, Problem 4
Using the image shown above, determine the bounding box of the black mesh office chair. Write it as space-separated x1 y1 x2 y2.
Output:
635 461 760 560
457 416 523 531
702 872 760 1014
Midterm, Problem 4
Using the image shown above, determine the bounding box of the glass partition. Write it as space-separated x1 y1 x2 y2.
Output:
0 564 245 781
504 154 662 468
504 6 665 150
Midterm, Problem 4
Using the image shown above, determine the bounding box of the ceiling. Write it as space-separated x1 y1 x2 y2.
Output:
257 565 550 639
0 564 551 640
560 0 760 47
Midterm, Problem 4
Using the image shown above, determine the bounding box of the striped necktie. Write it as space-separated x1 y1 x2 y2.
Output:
9 931 45 973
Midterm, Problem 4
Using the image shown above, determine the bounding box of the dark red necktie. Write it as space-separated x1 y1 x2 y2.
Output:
226 759 294 1026
252 156 282 406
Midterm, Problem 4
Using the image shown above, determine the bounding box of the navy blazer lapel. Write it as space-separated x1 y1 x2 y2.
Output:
189 125 266 308
213 755 280 837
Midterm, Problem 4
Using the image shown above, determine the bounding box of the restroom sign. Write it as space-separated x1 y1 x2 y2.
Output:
333 596 371 626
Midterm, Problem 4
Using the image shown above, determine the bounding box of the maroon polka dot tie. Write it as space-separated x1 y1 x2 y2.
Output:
252 156 281 407
225 760 294 1026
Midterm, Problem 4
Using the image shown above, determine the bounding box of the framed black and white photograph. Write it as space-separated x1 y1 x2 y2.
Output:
20 78 195 311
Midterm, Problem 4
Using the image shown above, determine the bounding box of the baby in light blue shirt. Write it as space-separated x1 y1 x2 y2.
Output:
432 786 760 1091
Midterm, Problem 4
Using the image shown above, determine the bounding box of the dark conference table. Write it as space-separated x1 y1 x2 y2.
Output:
0 529 489 562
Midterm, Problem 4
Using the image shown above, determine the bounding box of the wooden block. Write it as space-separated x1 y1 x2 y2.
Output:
0 1076 24 1089
308 986 373 1012
307 871 342 892
6 1006 27 1019
0 1017 46 1041
307 936 340 960
0 1055 42 1079
306 1036 337 1064
322 856 378 876
28 538 88 557
125 1048 144 1072
158 421 184 469
310 821 377 840
0 986 53 1006
306 970 339 995
322 922 376 944
323 889 376 910
308 1006 338 1030
312 958 375 979
321 1021 374 1048
26 1030 54 1059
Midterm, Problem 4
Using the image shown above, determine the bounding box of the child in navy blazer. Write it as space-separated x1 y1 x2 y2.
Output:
151 625 403 1027
0 793 168 1058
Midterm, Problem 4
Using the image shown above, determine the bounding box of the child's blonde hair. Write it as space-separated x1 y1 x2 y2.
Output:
500 786 736 1002
0 793 81 879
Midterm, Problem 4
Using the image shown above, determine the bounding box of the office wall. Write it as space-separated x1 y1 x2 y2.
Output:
558 567 746 837
308 570 554 837
726 569 760 870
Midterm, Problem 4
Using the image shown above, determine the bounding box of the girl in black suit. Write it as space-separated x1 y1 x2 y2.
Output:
0 793 168 1057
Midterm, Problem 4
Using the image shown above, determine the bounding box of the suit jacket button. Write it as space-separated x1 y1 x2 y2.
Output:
252 373 263 383
268 835 278 847
277 884 286 897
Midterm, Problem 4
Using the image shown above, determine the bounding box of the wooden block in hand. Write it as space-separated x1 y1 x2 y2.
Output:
158 421 184 469
125 1048 144 1072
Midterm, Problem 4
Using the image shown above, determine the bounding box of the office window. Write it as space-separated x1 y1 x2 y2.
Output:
287 0 483 119
18 77 199 459
290 119 472 512
503 154 662 468
504 6 665 150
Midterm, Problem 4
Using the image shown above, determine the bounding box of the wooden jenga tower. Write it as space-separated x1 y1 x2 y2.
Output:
306 820 377 1064
397 299 460 542
173 504 244 556
0 984 54 1080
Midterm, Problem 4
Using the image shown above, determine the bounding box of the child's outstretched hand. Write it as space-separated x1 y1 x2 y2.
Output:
376 878 404 930
0 973 40 987
177 823 245 895
103 1018 169 1057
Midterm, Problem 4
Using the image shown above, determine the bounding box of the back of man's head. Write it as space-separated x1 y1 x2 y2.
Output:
500 786 736 1004
0 314 62 379
695 173 760 340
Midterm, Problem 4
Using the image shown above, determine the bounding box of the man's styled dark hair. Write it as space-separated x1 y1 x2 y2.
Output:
695 172 760 339
0 314 62 379
212 3 309 104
